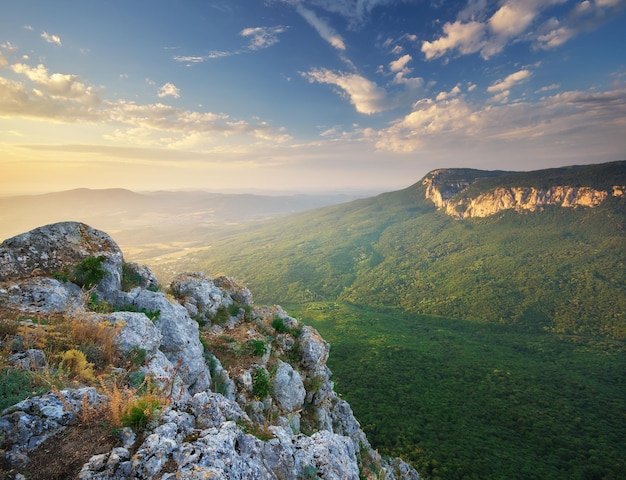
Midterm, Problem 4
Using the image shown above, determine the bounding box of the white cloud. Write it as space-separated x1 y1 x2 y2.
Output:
158 82 181 98
389 54 411 73
0 53 7 68
536 83 560 93
488 2 538 37
41 32 62 46
295 5 346 50
535 0 626 50
436 85 461 101
487 69 532 93
374 84 626 154
0 60 291 148
11 63 100 104
241 26 288 50
1 41 18 53
420 0 619 60
302 68 388 114
421 20 486 60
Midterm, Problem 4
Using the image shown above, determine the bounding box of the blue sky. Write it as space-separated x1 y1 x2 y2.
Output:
1 0 625 194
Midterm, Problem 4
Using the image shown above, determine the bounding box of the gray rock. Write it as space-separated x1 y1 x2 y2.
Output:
170 272 234 325
103 311 163 356
3 277 84 314
299 325 330 372
130 289 211 394
273 360 306 413
0 387 106 465
6 349 48 371
190 391 249 429
0 222 123 292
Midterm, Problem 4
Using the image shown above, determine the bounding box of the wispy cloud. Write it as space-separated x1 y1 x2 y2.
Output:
299 0 394 29
241 26 288 50
174 25 288 64
487 69 532 92
295 5 346 50
41 32 62 46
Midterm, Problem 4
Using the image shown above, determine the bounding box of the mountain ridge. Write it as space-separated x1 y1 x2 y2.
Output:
420 161 626 218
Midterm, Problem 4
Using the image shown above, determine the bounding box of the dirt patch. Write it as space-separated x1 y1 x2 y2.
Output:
0 411 118 480
202 321 271 377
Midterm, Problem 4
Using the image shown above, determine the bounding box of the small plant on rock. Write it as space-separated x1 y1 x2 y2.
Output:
246 339 268 357
71 256 108 289
252 367 271 400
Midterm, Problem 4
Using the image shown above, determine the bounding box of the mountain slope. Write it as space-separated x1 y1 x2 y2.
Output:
157 161 626 339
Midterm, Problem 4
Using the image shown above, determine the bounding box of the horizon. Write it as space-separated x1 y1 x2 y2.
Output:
1 1 625 195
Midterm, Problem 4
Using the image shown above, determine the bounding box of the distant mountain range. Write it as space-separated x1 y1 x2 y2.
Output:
157 160 626 340
0 188 367 259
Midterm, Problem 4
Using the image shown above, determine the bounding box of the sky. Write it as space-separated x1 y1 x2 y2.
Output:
1 0 626 195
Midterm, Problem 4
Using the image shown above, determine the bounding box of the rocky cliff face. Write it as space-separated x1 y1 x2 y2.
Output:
0 222 419 480
422 169 625 219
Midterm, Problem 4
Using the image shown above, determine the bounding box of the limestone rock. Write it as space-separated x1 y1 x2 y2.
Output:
273 360 306 413
0 221 123 292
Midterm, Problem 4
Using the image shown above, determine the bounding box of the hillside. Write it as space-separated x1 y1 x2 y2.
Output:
154 160 626 340
0 222 418 479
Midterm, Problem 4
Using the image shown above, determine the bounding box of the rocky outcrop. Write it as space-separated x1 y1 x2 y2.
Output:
422 169 626 219
0 222 419 479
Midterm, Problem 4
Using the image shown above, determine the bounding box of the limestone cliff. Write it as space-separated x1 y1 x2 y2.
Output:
0 222 420 480
422 168 626 219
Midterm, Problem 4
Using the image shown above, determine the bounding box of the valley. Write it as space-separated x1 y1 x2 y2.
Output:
2 161 625 479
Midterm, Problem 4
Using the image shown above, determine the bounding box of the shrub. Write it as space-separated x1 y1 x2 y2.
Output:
120 397 161 429
121 263 144 292
214 306 230 326
246 339 268 356
57 349 95 382
271 316 289 333
88 293 112 313
126 346 147 368
0 368 48 411
252 368 271 400
71 256 107 289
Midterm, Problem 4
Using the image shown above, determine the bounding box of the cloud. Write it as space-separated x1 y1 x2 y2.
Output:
535 0 626 50
302 68 388 114
0 53 7 68
487 69 532 93
174 25 288 64
295 5 346 50
421 20 486 60
41 32 62 46
0 60 291 148
421 0 621 60
389 54 411 73
11 63 100 105
298 0 394 29
536 83 561 94
158 82 180 98
374 83 626 154
241 26 288 50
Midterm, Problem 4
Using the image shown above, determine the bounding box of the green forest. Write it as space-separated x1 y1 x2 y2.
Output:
150 162 626 479
290 302 626 480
